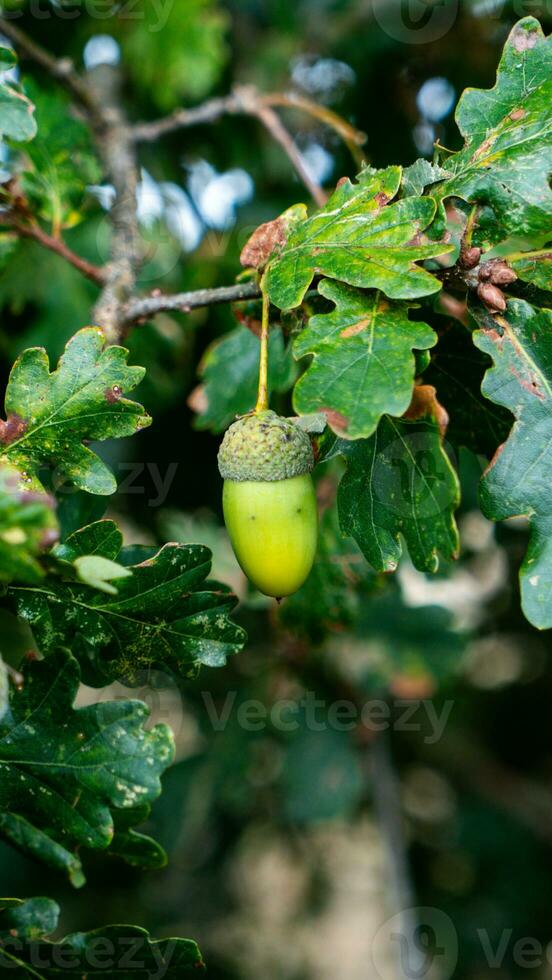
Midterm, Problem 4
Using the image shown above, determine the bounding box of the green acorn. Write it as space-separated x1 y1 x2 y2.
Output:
218 410 318 598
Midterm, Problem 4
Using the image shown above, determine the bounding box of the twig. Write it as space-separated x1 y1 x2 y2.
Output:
263 91 366 166
1 218 106 285
0 16 100 121
237 88 327 207
87 64 141 343
132 92 242 141
122 280 262 324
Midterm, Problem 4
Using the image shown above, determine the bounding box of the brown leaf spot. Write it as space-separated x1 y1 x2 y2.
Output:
509 364 545 400
234 307 262 337
320 407 350 435
0 413 28 446
404 385 449 437
336 176 349 189
374 192 390 208
509 107 526 121
240 215 291 270
512 26 538 51
340 317 370 338
104 385 122 403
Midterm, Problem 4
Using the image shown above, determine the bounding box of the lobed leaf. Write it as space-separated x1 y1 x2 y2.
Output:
0 328 151 496
0 650 174 886
13 519 246 685
0 897 204 975
431 18 552 238
473 298 552 628
337 386 460 573
293 280 436 439
264 165 452 310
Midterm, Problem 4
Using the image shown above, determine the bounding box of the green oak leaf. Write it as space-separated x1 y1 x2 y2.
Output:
337 386 460 573
0 328 151 496
0 47 37 142
400 158 448 197
73 555 133 595
264 165 452 310
424 321 512 457
293 280 436 439
108 805 167 870
431 18 552 237
0 649 174 886
193 324 296 432
14 519 246 684
509 249 552 289
472 299 552 629
0 461 58 584
0 897 204 975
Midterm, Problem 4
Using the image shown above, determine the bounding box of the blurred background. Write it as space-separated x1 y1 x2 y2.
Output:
1 0 552 977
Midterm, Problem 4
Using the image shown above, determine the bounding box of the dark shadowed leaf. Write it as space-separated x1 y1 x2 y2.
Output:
424 321 512 456
0 897 204 975
0 650 173 886
193 324 296 432
13 519 246 684
337 387 460 573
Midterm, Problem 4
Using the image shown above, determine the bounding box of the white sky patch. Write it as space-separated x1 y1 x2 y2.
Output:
301 142 334 186
162 183 203 252
416 77 455 123
187 160 254 230
84 35 121 71
291 56 355 102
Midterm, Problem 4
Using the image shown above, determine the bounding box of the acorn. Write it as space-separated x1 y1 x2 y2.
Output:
218 410 318 598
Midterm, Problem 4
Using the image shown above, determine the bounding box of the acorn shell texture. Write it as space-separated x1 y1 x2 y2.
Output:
223 474 318 598
219 411 318 597
218 410 314 482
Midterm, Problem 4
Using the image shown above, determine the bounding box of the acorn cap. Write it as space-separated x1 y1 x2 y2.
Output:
218 410 314 482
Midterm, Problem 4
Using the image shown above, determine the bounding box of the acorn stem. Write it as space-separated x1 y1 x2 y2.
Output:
255 283 270 413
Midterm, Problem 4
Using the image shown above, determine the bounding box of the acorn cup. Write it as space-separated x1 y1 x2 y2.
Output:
218 410 318 598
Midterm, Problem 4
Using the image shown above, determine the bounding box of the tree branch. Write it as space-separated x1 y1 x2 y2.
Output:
122 280 262 325
0 16 101 122
1 217 106 285
132 92 242 141
87 64 141 343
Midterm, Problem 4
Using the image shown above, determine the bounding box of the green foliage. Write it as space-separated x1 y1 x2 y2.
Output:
431 18 552 237
0 328 150 496
0 46 36 142
473 299 552 629
337 388 460 573
114 0 228 109
12 519 246 685
194 323 296 431
0 649 173 886
0 462 58 584
265 165 453 310
0 897 204 975
16 83 101 230
293 280 436 438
